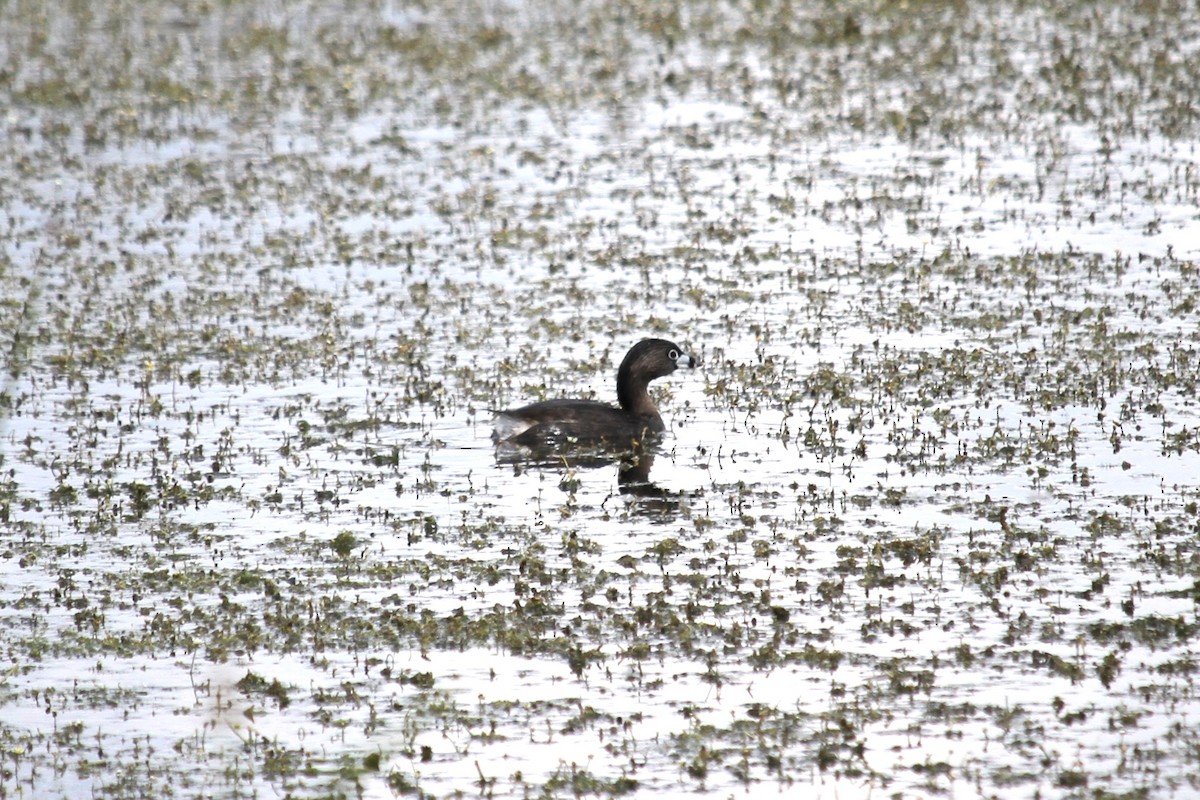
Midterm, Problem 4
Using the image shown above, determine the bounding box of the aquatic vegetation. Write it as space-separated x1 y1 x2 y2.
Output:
2 0 1200 798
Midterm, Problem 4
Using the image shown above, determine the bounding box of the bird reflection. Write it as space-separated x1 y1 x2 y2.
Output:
493 439 684 518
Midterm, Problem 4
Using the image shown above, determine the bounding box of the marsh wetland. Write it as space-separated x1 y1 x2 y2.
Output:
3 0 1200 797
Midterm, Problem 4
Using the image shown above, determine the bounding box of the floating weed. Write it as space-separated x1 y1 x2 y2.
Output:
236 671 291 710
3 0 1200 798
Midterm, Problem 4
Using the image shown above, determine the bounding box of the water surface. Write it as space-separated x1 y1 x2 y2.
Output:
2 1 1200 798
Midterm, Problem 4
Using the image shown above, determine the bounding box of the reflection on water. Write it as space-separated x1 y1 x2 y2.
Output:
617 453 688 519
493 438 687 519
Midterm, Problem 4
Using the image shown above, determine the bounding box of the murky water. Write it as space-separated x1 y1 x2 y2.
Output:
3 1 1200 798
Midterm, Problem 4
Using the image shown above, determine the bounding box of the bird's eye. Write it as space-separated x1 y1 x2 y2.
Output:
669 349 679 360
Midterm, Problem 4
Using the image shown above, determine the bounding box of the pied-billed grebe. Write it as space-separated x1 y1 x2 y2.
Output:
492 338 699 446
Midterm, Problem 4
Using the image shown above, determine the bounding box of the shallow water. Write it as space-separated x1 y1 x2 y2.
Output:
3 1 1200 798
